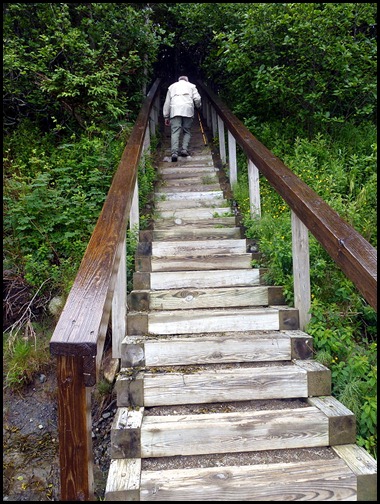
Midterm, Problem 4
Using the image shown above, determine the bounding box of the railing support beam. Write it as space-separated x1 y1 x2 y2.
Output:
291 210 311 330
57 355 94 501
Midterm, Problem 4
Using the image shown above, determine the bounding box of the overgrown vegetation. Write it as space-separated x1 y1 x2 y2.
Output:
3 2 377 457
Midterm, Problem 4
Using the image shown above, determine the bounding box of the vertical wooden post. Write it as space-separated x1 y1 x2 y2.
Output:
217 116 226 164
57 355 94 501
211 107 217 139
248 159 261 219
130 181 139 231
206 101 212 129
227 130 237 186
291 210 311 330
112 238 126 358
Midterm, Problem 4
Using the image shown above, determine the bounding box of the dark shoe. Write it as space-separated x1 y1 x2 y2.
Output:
180 149 190 157
171 153 178 162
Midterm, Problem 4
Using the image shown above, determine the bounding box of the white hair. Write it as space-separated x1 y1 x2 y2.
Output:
178 76 189 82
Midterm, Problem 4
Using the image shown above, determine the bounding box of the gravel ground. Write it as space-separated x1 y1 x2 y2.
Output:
3 370 115 501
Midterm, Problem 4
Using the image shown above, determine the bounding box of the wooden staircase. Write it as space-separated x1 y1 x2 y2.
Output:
105 122 377 501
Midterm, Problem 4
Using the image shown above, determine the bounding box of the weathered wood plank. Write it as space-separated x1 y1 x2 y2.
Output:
110 407 144 459
155 198 229 210
146 307 280 334
151 239 247 257
121 332 292 367
294 360 331 396
153 216 237 229
137 253 255 272
156 207 232 219
145 286 269 310
152 227 241 241
126 364 309 406
105 458 141 501
140 407 329 458
148 269 262 289
140 458 357 501
156 183 221 193
155 190 224 201
332 444 377 501
308 396 356 445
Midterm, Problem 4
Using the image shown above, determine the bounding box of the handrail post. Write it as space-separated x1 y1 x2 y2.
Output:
227 130 237 187
57 355 94 501
211 107 218 139
248 159 261 219
112 238 126 358
217 116 226 164
291 210 311 330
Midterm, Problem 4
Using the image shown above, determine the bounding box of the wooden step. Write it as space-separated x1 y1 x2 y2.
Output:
154 198 230 211
115 361 331 407
155 190 224 201
158 169 218 181
153 216 237 229
135 253 256 272
121 331 313 368
151 227 242 241
111 405 337 459
156 207 233 220
128 285 285 311
149 238 248 257
127 306 299 335
133 269 265 290
105 456 358 501
156 183 221 193
157 173 219 185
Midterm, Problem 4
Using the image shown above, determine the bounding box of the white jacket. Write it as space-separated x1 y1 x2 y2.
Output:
163 80 202 119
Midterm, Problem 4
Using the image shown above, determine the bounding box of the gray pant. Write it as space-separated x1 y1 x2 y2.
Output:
170 115 194 155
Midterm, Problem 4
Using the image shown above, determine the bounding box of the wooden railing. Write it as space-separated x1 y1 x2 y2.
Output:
49 78 161 501
197 80 377 322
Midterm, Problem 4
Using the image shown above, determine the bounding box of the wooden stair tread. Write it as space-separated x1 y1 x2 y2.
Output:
134 269 264 289
116 361 332 406
153 216 237 229
151 227 242 241
155 189 224 200
150 238 247 256
139 458 357 501
121 330 313 367
129 285 285 310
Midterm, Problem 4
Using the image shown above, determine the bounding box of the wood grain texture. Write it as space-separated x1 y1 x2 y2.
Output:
123 332 292 367
146 307 280 334
105 459 141 501
149 269 262 289
148 254 254 271
140 407 329 458
153 216 237 229
140 364 308 406
152 227 241 241
140 458 356 501
332 444 377 501
151 239 247 257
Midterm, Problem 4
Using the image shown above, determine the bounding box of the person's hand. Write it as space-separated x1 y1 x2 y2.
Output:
165 118 170 126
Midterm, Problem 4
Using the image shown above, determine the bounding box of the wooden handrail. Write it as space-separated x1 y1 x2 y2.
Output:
197 81 377 312
49 78 161 500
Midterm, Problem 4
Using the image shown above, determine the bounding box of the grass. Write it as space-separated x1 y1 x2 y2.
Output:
3 319 54 390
